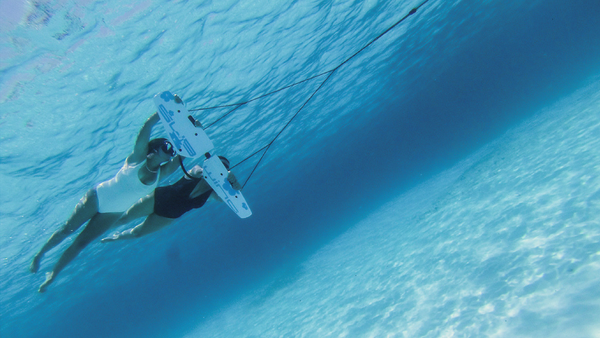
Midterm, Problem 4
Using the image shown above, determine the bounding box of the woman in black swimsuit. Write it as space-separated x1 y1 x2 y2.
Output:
101 156 241 242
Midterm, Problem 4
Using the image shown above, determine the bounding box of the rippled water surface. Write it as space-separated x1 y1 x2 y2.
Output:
1 0 600 337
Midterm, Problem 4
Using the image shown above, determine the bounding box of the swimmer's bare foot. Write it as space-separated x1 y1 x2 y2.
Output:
101 233 120 243
30 253 42 273
38 272 54 293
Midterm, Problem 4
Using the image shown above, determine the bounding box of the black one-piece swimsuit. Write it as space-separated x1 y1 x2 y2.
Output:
153 177 213 219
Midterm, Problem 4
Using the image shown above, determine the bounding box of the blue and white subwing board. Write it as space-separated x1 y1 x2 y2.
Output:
154 91 213 158
202 156 252 219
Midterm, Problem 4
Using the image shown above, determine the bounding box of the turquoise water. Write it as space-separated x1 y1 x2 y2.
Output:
1 0 600 337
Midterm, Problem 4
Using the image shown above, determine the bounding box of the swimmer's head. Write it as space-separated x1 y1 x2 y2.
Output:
218 156 230 170
148 138 175 157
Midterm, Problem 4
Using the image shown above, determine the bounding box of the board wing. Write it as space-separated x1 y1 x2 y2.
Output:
202 156 252 219
153 91 213 158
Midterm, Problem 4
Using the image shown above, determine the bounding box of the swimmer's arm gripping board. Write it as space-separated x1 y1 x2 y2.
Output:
154 91 213 158
202 156 252 219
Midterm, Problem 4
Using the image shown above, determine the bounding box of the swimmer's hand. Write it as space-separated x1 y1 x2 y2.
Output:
101 233 120 243
189 166 203 178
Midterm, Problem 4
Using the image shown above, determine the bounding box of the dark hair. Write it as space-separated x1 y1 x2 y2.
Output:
148 138 169 155
218 156 230 170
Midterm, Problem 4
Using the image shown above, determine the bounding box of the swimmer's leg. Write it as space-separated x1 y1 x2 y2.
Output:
38 211 121 292
30 188 99 274
112 193 155 228
102 213 174 242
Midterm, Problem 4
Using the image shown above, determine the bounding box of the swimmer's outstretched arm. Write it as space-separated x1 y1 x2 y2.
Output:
128 112 160 165
111 193 156 229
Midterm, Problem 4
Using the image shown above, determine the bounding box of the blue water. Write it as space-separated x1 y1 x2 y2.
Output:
2 0 600 337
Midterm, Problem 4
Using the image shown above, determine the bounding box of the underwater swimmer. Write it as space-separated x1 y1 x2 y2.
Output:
101 156 241 242
30 112 182 292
